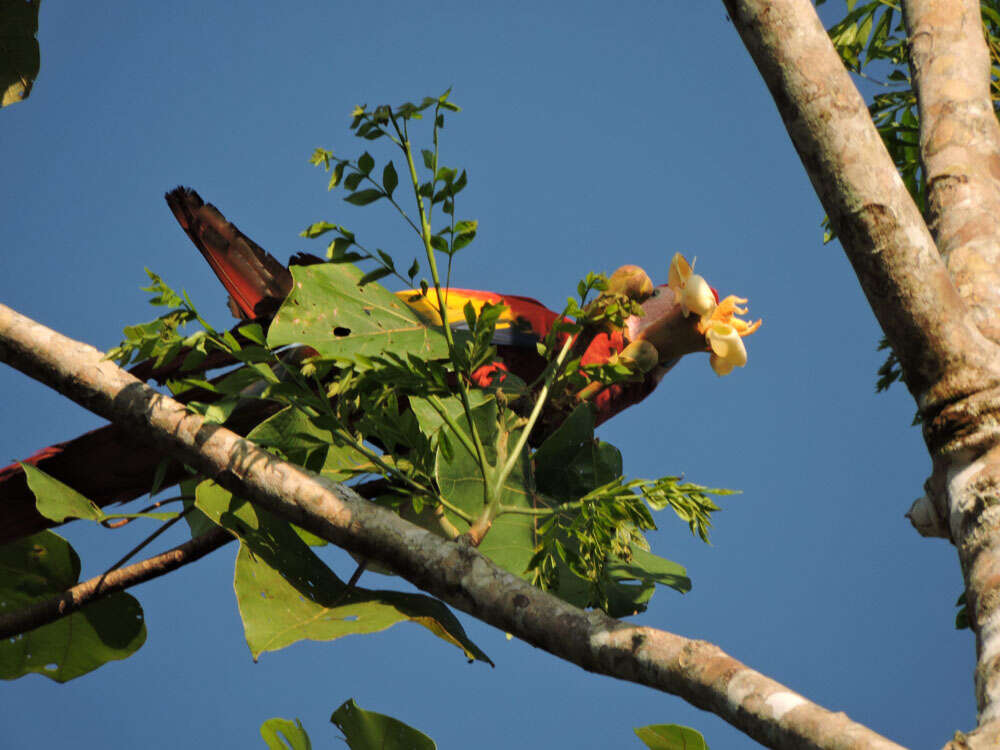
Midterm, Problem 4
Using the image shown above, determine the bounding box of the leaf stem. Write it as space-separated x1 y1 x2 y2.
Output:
493 336 574 495
393 109 493 506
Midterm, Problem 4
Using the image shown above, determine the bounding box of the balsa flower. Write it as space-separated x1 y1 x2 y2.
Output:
668 253 761 377
705 323 747 376
667 253 716 319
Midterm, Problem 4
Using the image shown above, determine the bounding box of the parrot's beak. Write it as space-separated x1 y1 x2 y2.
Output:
625 286 706 363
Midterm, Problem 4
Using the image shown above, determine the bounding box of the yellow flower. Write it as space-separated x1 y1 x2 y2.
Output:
667 253 716 318
667 253 762 377
706 322 747 376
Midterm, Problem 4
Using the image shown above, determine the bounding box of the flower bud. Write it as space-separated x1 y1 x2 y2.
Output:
619 339 659 373
607 265 654 300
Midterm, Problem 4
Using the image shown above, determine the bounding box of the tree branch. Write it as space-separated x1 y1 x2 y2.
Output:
723 1 1000 740
722 0 1000 442
902 1 1000 730
906 0 1000 344
0 527 231 640
0 304 906 749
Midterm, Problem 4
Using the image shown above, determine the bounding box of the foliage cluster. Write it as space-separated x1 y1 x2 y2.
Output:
3 92 730 692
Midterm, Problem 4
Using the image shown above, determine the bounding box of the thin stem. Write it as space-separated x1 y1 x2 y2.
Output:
426 394 480 461
393 110 492 504
102 495 187 529
494 336 575 494
103 505 194 575
435 494 476 524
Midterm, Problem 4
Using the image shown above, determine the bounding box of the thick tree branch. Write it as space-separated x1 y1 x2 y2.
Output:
723 1 1000 739
903 0 1000 730
722 0 1000 441
0 527 231 639
0 304 906 749
906 0 1000 344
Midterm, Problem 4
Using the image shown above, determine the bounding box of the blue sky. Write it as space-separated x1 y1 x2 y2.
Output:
1 2 969 748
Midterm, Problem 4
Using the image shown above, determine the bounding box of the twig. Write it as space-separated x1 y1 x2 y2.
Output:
0 527 231 640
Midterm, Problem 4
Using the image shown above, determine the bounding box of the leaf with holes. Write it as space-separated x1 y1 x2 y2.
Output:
0 531 146 682
195 482 490 663
268 263 449 361
260 718 313 750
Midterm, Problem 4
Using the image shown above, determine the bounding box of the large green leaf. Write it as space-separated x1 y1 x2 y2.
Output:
434 400 543 579
331 699 436 750
634 724 710 750
21 463 177 523
260 718 312 750
0 531 146 682
0 0 40 107
532 405 622 499
409 392 492 440
246 405 368 482
195 482 490 664
267 263 449 361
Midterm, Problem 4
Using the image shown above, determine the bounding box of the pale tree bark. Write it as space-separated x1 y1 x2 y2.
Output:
723 0 1000 745
0 306 906 750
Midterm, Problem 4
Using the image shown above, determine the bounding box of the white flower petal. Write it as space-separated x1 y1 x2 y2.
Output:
706 323 747 367
668 253 692 289
683 274 717 318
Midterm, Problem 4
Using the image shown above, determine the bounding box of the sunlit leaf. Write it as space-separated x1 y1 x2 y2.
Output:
634 724 710 750
260 718 312 750
268 263 449 361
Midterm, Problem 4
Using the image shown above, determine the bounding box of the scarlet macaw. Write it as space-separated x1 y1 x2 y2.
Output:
0 188 759 543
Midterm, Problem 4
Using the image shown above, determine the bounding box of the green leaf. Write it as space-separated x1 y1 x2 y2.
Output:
260 718 312 750
452 230 476 252
634 724 709 750
330 699 436 750
0 0 40 108
328 161 346 190
195 483 490 664
300 221 339 238
357 151 375 175
533 406 621 499
268 263 449 362
239 323 266 345
421 149 435 170
0 531 146 682
358 266 393 286
344 189 384 206
382 162 398 198
22 463 103 522
21 464 177 523
607 547 690 595
409 393 492 439
435 401 543 578
247 405 368 482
